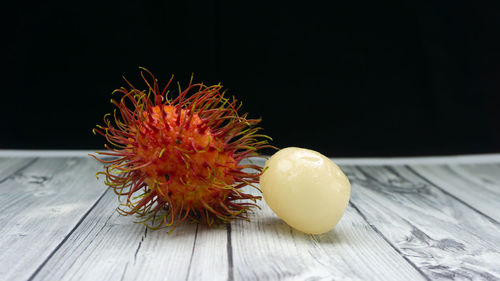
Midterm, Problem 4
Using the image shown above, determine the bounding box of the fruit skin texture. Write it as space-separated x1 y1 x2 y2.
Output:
260 147 350 234
91 68 272 230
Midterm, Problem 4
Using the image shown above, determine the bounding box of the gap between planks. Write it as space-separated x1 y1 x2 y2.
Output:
27 189 109 281
405 165 500 225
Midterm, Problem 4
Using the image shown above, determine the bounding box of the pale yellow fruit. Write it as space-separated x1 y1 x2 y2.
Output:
260 147 350 234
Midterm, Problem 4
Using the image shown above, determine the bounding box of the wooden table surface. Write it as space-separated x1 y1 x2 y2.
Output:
1 151 499 281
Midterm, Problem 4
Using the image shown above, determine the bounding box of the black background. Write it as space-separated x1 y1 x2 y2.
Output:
4 1 500 156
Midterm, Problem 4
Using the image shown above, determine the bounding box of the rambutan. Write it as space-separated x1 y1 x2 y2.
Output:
91 68 273 230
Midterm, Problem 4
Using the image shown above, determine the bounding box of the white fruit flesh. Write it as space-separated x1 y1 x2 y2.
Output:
260 147 350 234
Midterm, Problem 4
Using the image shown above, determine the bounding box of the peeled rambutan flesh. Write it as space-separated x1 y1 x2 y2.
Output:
91 68 273 230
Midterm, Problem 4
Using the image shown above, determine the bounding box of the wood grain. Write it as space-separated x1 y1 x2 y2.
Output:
0 158 107 281
409 164 500 223
0 157 37 184
343 165 500 280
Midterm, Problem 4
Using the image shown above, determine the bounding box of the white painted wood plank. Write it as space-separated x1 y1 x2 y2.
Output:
34 158 425 281
409 164 500 223
230 184 426 281
186 225 229 281
343 165 500 280
0 158 107 281
458 163 500 197
5 155 498 280
32 188 229 281
0 157 36 183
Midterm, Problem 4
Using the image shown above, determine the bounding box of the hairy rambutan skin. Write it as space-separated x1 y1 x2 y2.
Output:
91 68 273 230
